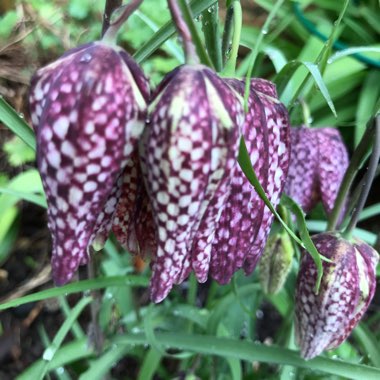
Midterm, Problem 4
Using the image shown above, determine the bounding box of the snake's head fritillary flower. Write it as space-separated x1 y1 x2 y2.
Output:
143 64 244 302
209 78 290 283
284 126 349 217
29 41 149 285
295 232 378 360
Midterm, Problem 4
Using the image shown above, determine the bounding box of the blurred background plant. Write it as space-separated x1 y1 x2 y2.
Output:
0 0 379 379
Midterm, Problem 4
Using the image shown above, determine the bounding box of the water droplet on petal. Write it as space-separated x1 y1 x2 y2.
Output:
80 53 92 63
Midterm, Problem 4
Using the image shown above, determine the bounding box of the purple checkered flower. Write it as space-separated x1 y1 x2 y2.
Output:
143 64 244 302
284 126 349 216
209 78 290 284
29 41 149 285
295 232 379 359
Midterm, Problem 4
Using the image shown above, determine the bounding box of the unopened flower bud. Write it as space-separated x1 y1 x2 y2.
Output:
259 232 294 295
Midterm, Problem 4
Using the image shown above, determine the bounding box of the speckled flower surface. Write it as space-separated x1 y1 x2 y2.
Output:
143 64 244 302
29 41 149 285
284 126 349 216
209 78 290 284
295 232 379 359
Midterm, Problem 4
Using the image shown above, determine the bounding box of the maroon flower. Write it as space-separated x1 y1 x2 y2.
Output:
143 64 244 302
209 78 290 284
29 41 149 285
284 126 349 216
295 232 379 359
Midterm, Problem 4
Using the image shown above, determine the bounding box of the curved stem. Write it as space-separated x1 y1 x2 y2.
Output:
168 0 199 65
343 116 380 238
327 119 376 231
101 0 122 37
222 0 242 77
102 0 144 43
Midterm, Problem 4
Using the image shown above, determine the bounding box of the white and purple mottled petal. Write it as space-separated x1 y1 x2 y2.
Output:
316 128 349 215
144 64 242 302
284 127 319 213
295 233 379 360
29 42 149 285
243 79 290 275
209 78 269 284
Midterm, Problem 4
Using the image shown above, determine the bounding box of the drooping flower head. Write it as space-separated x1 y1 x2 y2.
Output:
29 41 149 284
284 126 349 216
209 78 290 284
143 64 244 302
295 232 379 359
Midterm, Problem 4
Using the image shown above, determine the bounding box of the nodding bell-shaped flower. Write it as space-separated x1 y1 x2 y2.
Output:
143 64 244 302
284 126 349 216
209 78 290 284
29 41 149 285
295 232 379 360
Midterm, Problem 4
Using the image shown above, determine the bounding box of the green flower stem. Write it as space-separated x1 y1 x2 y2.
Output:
221 3 234 66
177 0 213 66
201 3 222 71
113 332 380 379
222 0 242 77
87 251 104 355
168 0 199 65
344 116 380 238
244 0 285 112
102 0 144 43
327 118 376 231
101 0 122 37
343 165 380 227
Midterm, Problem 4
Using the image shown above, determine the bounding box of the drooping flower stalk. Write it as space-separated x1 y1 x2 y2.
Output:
29 1 149 285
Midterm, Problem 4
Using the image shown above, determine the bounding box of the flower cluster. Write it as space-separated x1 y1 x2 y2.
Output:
29 42 290 302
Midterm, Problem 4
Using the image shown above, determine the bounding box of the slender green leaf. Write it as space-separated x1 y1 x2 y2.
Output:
238 137 306 250
114 332 380 380
36 297 92 380
138 348 162 380
0 187 47 208
353 324 380 368
79 345 129 380
359 203 380 221
306 220 377 245
0 275 149 311
0 97 36 150
274 60 336 116
281 195 327 292
17 339 93 379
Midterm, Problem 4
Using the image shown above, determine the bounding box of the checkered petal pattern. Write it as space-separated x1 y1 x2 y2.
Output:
29 41 149 285
144 64 244 302
295 233 378 360
284 126 349 217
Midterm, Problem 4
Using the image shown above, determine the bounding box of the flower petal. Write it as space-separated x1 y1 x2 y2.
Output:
209 78 269 284
31 43 148 285
316 128 349 215
243 80 290 274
